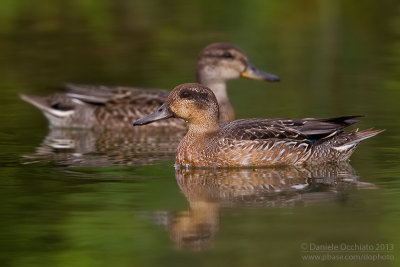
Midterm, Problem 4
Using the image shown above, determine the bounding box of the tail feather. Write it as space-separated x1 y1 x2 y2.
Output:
20 93 76 118
311 128 383 163
20 94 51 112
346 128 385 145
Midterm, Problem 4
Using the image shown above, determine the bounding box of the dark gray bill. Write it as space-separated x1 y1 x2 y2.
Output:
241 62 280 82
133 103 174 126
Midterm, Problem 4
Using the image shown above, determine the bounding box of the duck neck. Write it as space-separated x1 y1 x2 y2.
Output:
187 121 220 136
203 81 228 104
197 79 234 122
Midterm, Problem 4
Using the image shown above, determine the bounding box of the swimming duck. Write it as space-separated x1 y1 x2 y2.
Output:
20 43 279 129
133 83 383 167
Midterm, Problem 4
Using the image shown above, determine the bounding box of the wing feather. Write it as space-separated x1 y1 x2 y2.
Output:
221 119 309 141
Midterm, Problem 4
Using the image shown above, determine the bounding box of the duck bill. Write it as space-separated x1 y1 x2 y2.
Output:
241 62 280 82
133 103 174 126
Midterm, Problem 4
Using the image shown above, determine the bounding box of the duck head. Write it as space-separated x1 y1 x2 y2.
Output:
20 93 97 128
196 42 280 85
133 83 219 128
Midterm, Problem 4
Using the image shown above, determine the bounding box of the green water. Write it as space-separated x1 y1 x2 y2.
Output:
1 0 400 266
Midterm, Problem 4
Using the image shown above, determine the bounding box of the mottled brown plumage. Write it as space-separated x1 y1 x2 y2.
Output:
20 43 279 129
133 83 383 167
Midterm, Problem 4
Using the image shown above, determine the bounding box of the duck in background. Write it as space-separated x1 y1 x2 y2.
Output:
20 43 279 129
133 83 383 167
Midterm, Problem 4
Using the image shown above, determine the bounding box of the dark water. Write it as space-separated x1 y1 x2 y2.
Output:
1 0 400 266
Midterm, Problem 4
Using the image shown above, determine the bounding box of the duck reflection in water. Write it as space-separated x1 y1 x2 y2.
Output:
148 164 375 251
22 128 182 167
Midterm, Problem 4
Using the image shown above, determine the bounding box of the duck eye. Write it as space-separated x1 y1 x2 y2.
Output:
51 102 71 111
51 103 61 109
221 51 234 59
180 90 192 99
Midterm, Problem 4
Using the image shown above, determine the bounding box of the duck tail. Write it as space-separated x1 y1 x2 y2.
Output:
320 128 384 147
345 128 385 146
20 94 52 113
312 128 384 163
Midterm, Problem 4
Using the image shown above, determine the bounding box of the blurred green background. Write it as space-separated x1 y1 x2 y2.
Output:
0 0 399 266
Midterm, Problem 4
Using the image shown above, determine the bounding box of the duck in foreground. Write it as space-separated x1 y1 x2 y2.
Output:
20 43 279 129
133 83 383 167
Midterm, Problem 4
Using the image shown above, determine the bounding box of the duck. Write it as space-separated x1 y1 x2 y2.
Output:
133 83 383 167
20 43 279 129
